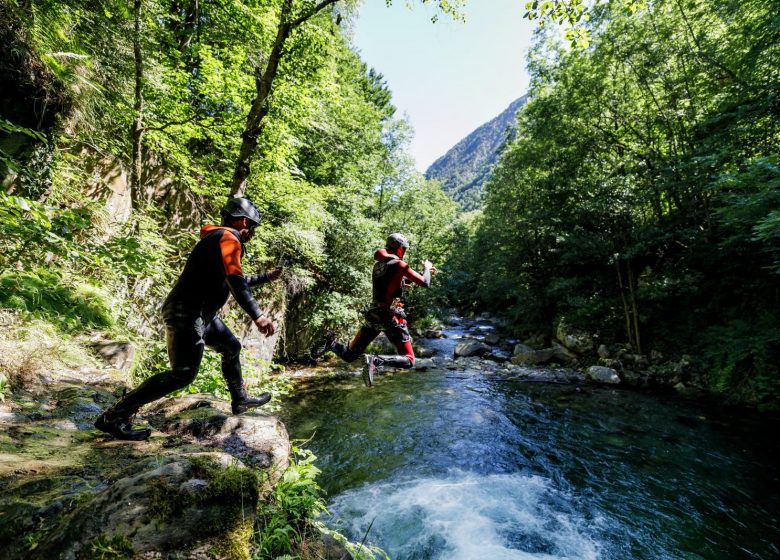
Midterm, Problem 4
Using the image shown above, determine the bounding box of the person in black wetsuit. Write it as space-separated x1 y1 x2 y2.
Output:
312 233 437 386
95 197 281 440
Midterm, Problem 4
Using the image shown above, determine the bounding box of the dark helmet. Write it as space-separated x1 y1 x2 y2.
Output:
385 233 410 251
221 197 262 226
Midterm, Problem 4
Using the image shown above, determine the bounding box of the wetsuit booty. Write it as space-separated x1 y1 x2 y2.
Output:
95 412 151 441
374 355 414 369
229 384 272 414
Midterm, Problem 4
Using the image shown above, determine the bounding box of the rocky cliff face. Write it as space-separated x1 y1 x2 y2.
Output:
425 95 527 211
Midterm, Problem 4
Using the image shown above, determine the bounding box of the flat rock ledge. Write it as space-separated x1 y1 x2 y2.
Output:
146 395 290 478
0 386 295 560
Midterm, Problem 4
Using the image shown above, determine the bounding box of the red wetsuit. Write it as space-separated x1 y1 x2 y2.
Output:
332 248 431 367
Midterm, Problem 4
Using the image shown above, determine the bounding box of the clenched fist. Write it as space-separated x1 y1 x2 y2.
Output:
254 316 275 336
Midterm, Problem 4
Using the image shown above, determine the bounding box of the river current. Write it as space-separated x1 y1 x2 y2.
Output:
281 321 780 559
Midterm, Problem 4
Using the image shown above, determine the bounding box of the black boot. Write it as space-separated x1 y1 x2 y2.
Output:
229 384 272 414
310 330 335 360
375 355 414 369
95 412 151 441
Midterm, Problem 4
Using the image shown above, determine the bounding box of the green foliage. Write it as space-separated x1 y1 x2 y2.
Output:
254 446 327 559
78 535 134 560
0 268 113 333
460 0 780 401
699 317 780 405
0 373 7 402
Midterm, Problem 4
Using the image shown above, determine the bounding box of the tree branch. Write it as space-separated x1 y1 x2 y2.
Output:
145 114 199 132
289 0 340 29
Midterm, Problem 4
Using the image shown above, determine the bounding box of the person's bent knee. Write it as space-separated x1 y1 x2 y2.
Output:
219 337 242 360
341 349 362 362
170 366 198 387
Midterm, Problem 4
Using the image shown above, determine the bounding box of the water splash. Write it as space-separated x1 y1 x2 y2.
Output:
326 470 603 560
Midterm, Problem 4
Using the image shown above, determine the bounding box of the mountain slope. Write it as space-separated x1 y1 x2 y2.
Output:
425 94 527 210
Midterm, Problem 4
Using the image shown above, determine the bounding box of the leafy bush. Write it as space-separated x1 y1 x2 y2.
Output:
254 447 327 559
700 317 780 406
0 268 113 333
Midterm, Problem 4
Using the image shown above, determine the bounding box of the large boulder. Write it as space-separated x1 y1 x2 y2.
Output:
147 395 290 476
585 366 621 385
0 389 293 560
555 320 595 354
551 341 578 364
38 452 259 559
454 340 492 358
511 347 555 365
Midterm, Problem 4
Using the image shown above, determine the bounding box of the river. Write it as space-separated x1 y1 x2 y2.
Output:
281 319 780 560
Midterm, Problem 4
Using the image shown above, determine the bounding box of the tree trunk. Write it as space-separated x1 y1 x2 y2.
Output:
616 258 642 353
229 0 340 197
130 0 144 209
229 0 293 197
616 260 633 349
627 261 642 354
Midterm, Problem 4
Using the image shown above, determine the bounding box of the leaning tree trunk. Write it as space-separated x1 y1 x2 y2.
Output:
229 14 291 197
130 0 144 208
229 0 340 198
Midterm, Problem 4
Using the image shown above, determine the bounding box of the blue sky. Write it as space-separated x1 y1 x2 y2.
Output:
352 0 535 171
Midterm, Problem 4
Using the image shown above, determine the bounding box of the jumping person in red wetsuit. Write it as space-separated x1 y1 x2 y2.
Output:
312 233 437 386
95 197 281 440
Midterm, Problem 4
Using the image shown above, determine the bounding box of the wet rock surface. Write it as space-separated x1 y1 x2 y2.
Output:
585 365 622 385
0 374 291 559
454 339 492 358
147 395 290 476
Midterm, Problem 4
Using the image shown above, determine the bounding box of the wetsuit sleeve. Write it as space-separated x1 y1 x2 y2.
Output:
219 233 263 321
246 272 271 287
402 262 431 288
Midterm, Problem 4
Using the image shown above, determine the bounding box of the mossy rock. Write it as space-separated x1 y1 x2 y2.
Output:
35 453 259 559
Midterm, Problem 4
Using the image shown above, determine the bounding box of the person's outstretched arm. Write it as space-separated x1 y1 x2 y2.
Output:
219 232 274 335
246 267 283 286
402 260 435 288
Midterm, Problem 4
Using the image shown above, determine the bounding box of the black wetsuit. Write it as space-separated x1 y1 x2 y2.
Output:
110 225 270 417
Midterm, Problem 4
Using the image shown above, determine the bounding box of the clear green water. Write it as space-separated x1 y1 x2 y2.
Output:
281 332 780 559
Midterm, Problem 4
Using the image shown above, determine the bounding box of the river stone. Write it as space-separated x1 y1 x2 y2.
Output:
37 452 258 559
598 344 610 359
484 332 501 345
585 366 621 385
555 321 594 354
414 358 435 370
551 341 578 363
454 340 492 358
513 343 534 356
511 348 555 365
147 395 290 478
89 340 136 372
423 327 445 339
